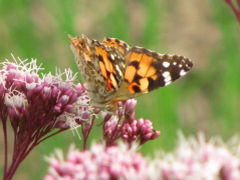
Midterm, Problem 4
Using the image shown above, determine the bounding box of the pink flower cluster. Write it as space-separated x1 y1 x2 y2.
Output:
45 133 240 180
1 57 90 130
45 143 148 180
0 56 92 180
103 99 160 146
156 133 240 180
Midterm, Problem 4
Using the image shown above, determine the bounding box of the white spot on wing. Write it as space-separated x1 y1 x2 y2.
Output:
165 81 171 86
163 61 170 68
115 65 123 77
180 70 186 76
162 71 172 83
162 71 170 78
110 54 115 61
165 76 171 83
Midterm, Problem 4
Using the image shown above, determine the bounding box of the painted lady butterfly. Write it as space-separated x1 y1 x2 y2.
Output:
70 34 193 109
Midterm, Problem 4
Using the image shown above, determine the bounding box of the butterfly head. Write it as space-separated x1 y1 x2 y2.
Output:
69 34 95 62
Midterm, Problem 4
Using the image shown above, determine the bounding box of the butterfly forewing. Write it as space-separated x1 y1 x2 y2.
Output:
123 46 193 94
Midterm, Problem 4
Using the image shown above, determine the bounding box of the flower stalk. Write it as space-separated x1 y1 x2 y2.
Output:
225 0 240 22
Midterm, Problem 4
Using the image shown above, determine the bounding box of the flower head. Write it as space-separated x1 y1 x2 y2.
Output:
45 142 148 180
103 99 160 146
0 56 94 180
0 56 92 130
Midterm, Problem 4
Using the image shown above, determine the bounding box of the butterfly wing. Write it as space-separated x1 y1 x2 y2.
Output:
113 46 193 100
70 35 126 104
94 43 126 92
102 38 130 55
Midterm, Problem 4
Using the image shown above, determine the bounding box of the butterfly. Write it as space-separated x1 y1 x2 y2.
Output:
69 34 193 109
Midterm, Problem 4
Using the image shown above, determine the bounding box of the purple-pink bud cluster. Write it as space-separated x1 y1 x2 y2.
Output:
122 118 160 144
0 61 87 130
103 99 160 145
0 58 91 180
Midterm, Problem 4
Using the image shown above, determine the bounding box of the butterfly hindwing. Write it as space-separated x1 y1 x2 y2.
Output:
70 35 125 103
102 38 130 55
94 43 126 92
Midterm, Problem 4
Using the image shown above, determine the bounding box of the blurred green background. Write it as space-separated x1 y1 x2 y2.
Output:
0 0 240 179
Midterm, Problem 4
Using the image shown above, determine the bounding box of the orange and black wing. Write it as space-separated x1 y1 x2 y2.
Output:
94 43 126 92
123 46 193 94
102 38 130 55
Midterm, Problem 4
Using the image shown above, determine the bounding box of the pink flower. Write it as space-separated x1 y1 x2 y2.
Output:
103 99 160 146
45 142 148 180
0 56 93 180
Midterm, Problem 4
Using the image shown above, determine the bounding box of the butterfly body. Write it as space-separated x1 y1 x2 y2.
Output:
70 34 193 109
